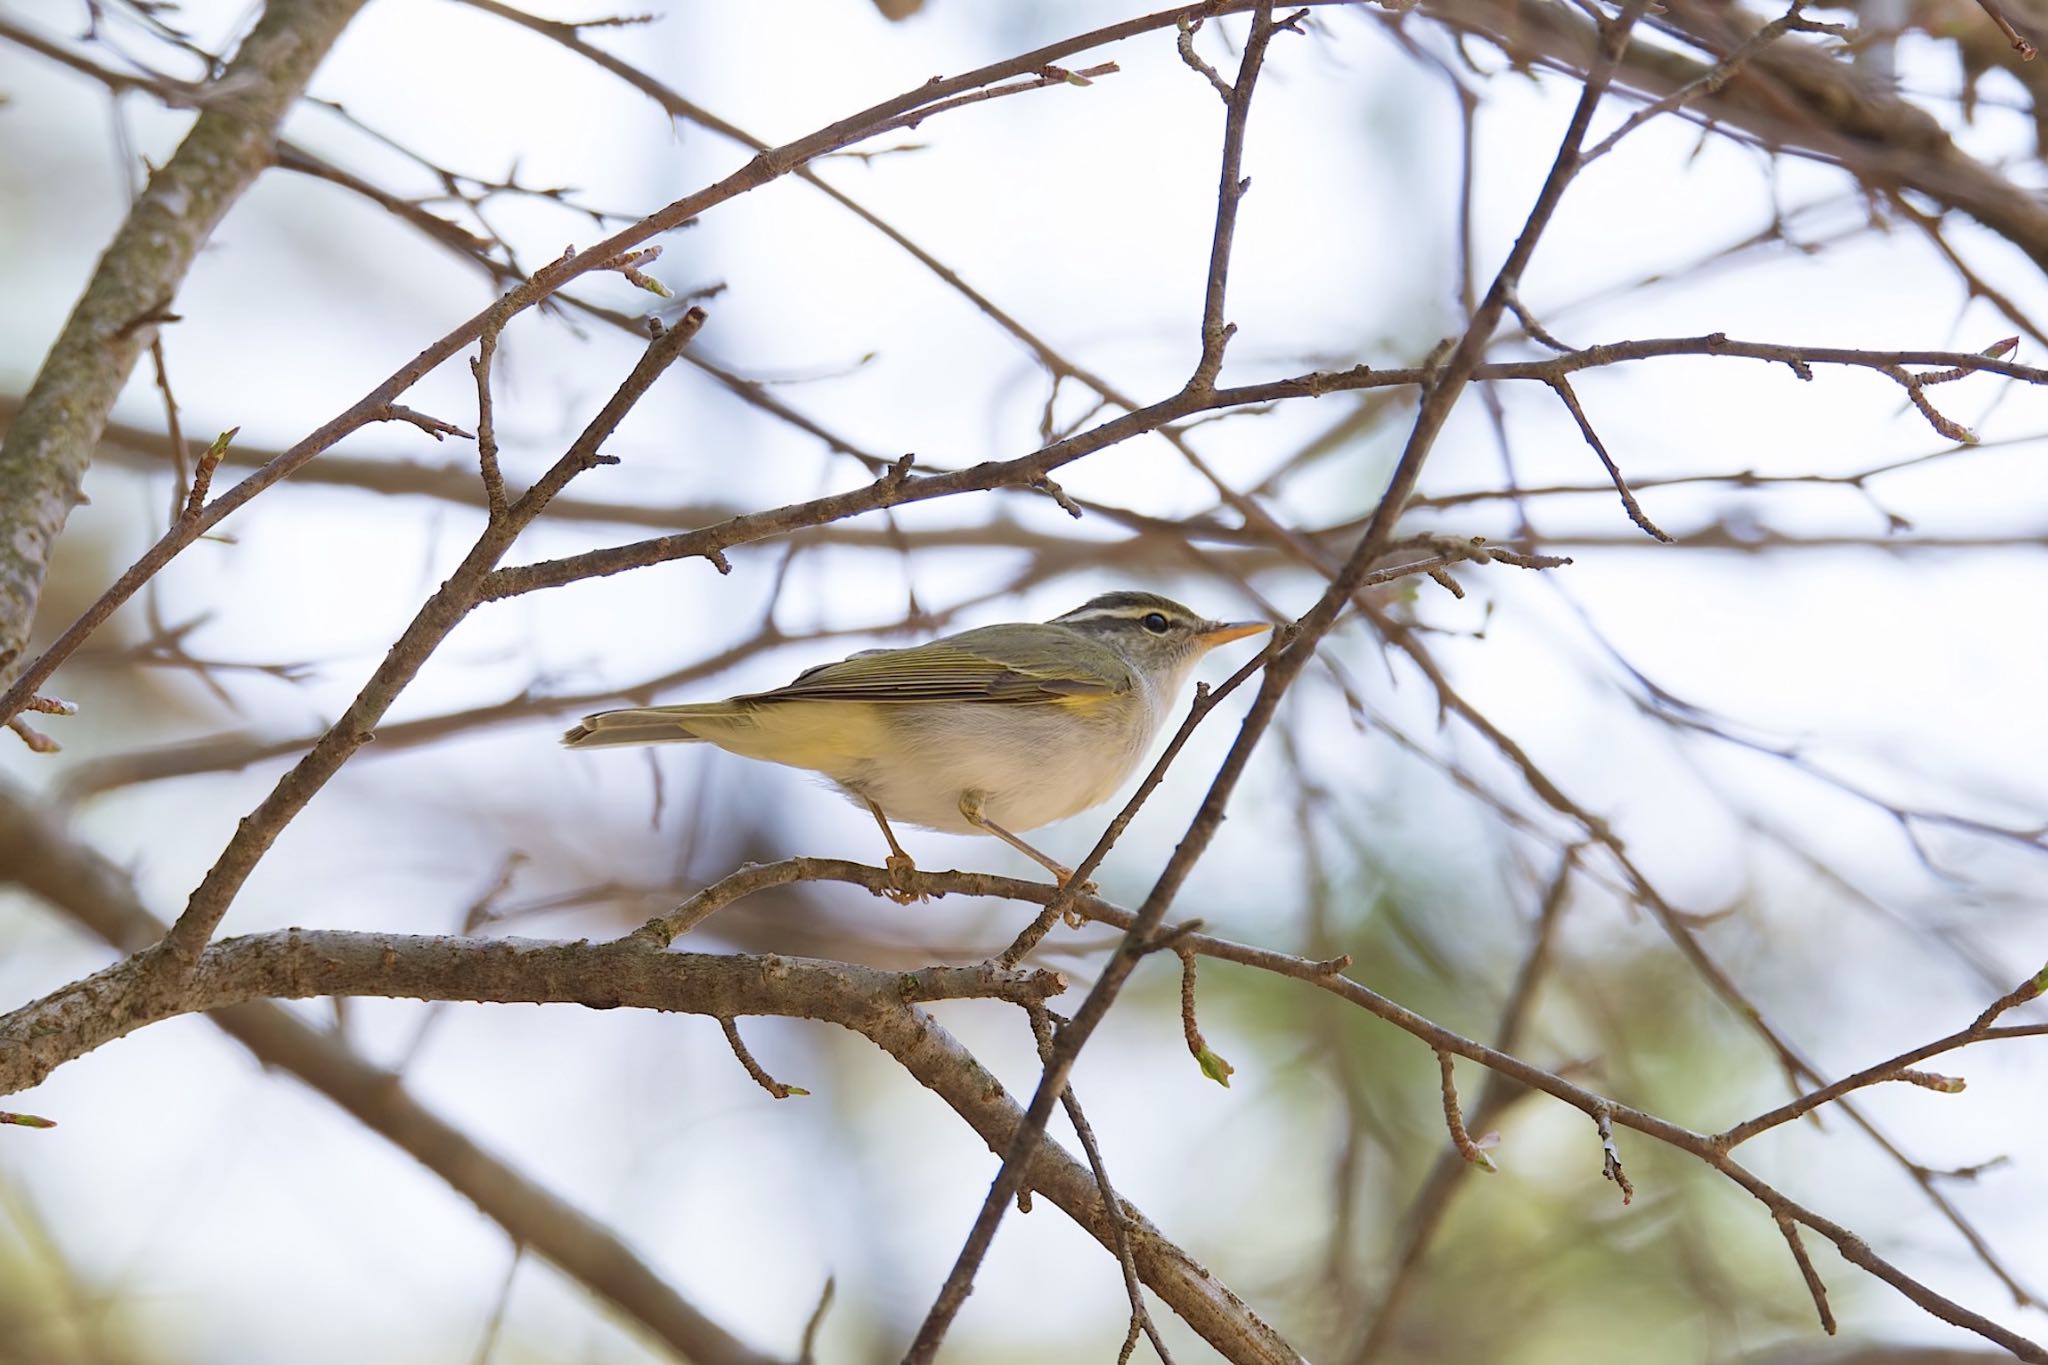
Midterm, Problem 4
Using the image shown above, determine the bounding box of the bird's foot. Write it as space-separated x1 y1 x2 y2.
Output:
884 851 927 905
1052 866 1098 927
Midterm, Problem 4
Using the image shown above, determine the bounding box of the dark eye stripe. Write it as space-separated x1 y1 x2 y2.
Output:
1059 607 1191 629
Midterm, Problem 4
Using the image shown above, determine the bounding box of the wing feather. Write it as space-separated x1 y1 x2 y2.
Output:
744 625 1133 706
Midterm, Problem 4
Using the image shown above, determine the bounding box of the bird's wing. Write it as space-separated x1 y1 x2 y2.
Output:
748 625 1133 706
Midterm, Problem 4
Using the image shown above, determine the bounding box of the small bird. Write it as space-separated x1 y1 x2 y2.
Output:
563 591 1268 897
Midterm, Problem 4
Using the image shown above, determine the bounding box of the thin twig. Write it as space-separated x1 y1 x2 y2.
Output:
152 310 709 978
1543 375 1673 541
1177 948 1233 1087
718 1017 808 1099
1973 0 2038 58
797 1277 835 1365
1028 1005 1177 1365
1435 1051 1496 1172
1774 1214 1838 1335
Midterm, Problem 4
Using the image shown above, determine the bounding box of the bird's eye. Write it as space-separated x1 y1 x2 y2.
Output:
1141 612 1170 634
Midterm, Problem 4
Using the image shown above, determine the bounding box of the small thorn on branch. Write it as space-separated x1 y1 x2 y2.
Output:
113 297 181 340
0 1111 57 1129
1438 1050 1498 1172
718 1016 808 1099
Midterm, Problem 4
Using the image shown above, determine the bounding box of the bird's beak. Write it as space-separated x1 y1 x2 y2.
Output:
1197 620 1270 648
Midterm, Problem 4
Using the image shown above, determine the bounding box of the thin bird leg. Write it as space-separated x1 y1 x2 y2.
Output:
861 797 924 905
958 792 1095 924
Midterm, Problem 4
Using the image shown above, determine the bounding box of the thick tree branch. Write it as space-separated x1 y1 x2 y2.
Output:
0 778 779 1365
0 928 1065 1096
0 790 1294 1362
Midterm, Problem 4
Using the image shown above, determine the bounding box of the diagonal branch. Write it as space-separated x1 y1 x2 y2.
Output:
150 310 707 979
0 0 369 684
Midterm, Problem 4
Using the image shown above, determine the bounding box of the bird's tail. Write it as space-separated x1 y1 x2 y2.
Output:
560 703 748 749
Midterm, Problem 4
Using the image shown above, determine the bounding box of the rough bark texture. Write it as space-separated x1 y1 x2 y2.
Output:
0 785 1298 1363
0 0 366 677
0 780 782 1365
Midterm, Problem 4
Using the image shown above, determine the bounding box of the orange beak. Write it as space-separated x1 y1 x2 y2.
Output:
1197 620 1270 648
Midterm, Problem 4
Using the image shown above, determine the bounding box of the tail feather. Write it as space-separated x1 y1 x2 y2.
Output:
561 704 744 749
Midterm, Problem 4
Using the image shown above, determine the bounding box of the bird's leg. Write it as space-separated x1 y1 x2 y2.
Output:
862 798 924 905
958 791 1096 925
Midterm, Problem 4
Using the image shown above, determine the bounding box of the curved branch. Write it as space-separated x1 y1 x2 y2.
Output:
0 779 777 1365
0 927 1064 1096
0 793 1293 1361
853 999 1303 1365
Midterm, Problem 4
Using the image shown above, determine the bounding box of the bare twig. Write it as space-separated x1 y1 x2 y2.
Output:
1775 1214 1838 1336
1718 962 2047 1147
152 310 708 978
1027 1005 1177 1365
0 0 369 687
1436 1051 1497 1172
718 1016 809 1100
797 1277 835 1365
1542 375 1673 541
1177 948 1234 1088
1973 0 2038 57
0 780 778 1365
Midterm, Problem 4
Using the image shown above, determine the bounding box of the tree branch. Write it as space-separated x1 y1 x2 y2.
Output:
0 778 779 1365
0 0 369 682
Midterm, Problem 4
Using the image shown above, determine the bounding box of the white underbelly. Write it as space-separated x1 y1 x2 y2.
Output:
829 701 1156 833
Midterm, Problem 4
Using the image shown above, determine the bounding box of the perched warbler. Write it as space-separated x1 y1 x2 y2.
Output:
563 591 1267 895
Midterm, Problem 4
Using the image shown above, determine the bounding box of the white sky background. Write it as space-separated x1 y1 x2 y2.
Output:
2 0 2046 1361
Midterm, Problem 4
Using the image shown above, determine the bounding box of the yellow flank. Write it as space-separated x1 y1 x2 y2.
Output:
664 699 890 775
1048 689 1119 711
569 699 897 773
